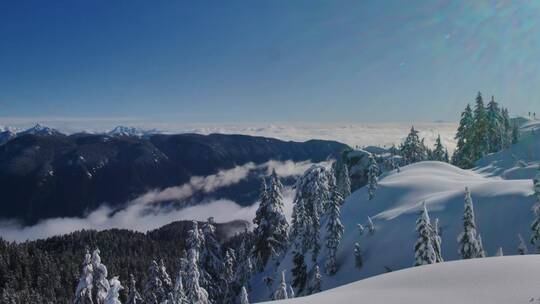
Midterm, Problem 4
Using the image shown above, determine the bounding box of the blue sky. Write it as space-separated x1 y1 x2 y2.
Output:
1 0 539 123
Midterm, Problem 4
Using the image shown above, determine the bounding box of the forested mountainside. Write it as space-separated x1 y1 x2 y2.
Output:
0 131 347 224
0 220 248 303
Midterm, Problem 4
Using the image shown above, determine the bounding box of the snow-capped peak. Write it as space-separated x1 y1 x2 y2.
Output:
20 124 61 136
107 126 159 137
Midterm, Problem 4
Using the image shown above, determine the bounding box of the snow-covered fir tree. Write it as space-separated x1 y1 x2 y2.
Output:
324 178 344 275
92 249 110 304
240 287 249 304
414 202 436 266
458 188 482 259
517 234 528 255
477 234 486 258
104 277 123 304
494 247 504 257
287 285 295 299
357 223 365 236
74 249 94 304
511 121 520 144
252 171 289 269
158 259 173 295
309 265 322 295
334 159 351 199
290 165 333 263
235 232 253 292
273 271 288 300
354 223 364 269
400 126 427 165
291 250 307 296
187 221 204 255
530 166 540 253
501 107 512 148
143 260 165 304
200 218 224 302
171 274 187 304
185 249 209 304
367 154 379 200
452 104 475 168
223 248 237 291
431 135 448 162
486 96 503 153
125 274 142 304
432 218 444 263
471 92 489 160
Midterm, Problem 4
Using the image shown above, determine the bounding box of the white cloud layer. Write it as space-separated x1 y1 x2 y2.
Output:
0 160 305 242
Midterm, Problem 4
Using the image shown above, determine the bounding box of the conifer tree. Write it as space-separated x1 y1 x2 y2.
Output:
171 275 187 304
273 271 288 300
477 234 486 258
158 259 172 295
104 277 123 304
252 171 289 269
324 180 344 275
290 165 332 263
432 218 444 263
452 104 475 168
200 218 224 302
288 285 295 299
501 108 512 148
235 232 253 291
143 260 165 304
458 188 482 259
471 92 489 160
517 234 528 255
400 126 427 164
291 251 307 296
367 154 379 200
486 96 503 153
431 135 447 162
335 160 351 199
495 247 504 257
74 249 94 304
92 249 110 304
240 287 249 304
185 249 209 304
367 216 375 234
125 275 142 304
354 242 363 270
530 166 540 252
512 122 520 144
414 202 436 266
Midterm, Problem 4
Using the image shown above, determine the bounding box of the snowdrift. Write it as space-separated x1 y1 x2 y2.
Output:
251 161 534 302
265 255 540 304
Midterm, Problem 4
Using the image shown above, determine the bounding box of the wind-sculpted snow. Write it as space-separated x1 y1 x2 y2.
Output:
251 161 534 302
266 255 540 304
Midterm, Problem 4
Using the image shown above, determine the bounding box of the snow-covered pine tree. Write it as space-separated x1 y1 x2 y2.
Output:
309 265 322 295
291 251 307 296
367 216 375 234
501 108 512 148
471 92 489 160
530 166 540 253
143 260 165 304
486 96 503 153
511 121 520 144
104 277 123 304
187 221 204 255
354 242 363 270
367 154 379 200
431 135 447 162
252 171 289 269
240 287 249 304
74 249 94 304
235 231 253 292
495 247 504 257
324 179 344 275
518 234 528 255
432 218 444 263
125 274 142 304
158 259 173 295
273 271 288 300
400 126 427 165
414 202 436 266
223 248 236 287
452 104 475 168
171 275 187 304
200 218 224 302
185 249 209 304
290 165 332 263
477 234 486 258
334 160 351 199
458 188 482 259
92 249 110 304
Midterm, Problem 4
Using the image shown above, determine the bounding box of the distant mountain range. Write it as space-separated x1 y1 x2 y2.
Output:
0 125 348 224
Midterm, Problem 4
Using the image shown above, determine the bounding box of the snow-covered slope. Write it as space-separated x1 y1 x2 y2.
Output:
251 161 534 302
475 120 540 180
106 125 159 137
266 255 540 304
